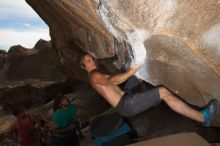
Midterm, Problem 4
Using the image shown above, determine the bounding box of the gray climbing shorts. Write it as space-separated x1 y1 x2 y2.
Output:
115 87 160 117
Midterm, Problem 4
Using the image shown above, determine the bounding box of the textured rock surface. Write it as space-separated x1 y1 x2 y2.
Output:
0 39 67 110
26 0 220 125
0 39 109 121
0 39 65 83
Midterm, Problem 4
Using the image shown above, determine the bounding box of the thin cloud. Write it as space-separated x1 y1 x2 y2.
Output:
0 0 50 51
0 0 39 20
24 23 31 28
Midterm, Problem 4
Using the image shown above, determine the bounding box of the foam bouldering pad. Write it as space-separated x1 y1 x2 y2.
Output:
91 113 124 137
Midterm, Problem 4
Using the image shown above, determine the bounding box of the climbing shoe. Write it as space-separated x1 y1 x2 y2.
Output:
202 99 219 127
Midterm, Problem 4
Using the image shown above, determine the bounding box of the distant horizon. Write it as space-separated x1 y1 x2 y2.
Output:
0 0 50 51
0 38 50 52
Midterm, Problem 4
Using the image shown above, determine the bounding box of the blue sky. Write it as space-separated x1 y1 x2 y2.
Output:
0 0 50 51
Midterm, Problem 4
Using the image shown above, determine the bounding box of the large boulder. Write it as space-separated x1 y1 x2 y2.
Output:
0 50 6 70
1 39 65 82
26 0 220 125
0 39 67 110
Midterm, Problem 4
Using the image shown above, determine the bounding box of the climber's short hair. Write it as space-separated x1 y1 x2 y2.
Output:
79 53 88 69
53 94 70 111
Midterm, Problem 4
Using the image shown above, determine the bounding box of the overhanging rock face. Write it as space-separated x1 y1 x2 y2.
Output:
26 0 220 126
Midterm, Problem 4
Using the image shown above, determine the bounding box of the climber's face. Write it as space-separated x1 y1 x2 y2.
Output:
82 54 97 71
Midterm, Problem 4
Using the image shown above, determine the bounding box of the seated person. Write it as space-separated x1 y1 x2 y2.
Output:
51 95 80 146
5 108 39 146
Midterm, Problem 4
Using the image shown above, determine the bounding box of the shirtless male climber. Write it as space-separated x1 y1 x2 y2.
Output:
80 53 219 127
